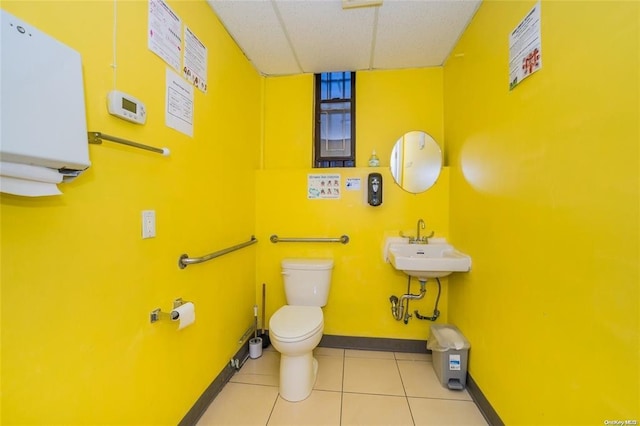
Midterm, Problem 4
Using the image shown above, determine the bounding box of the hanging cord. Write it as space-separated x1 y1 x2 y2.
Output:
111 0 118 89
415 277 441 321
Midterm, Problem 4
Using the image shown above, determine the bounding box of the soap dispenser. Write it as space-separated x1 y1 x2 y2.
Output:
368 150 380 167
367 173 383 206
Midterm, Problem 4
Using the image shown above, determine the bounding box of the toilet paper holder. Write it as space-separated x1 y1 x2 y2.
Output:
150 298 189 323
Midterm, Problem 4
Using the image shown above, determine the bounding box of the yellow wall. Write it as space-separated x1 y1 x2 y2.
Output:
5 1 637 423
1 1 261 424
255 167 449 338
444 1 639 423
257 70 451 340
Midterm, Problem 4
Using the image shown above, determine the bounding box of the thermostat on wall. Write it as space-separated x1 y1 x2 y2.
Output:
107 90 146 124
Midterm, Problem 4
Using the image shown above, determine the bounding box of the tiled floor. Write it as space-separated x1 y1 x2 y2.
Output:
197 347 487 425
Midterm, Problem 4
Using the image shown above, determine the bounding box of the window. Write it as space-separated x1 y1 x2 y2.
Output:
314 72 355 168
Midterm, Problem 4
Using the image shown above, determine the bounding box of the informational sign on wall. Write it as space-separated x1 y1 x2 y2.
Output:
149 0 209 94
308 174 341 199
148 0 182 72
166 68 194 137
509 2 542 90
345 177 361 191
184 26 208 93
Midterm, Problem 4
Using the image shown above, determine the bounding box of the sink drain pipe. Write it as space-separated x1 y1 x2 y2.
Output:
389 276 427 324
414 277 441 321
389 277 442 324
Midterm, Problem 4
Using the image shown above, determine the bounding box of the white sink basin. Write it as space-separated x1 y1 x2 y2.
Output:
386 239 471 279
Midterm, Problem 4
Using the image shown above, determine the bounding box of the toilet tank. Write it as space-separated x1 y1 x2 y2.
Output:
281 259 334 306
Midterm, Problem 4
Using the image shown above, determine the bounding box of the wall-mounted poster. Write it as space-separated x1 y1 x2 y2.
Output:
308 174 341 199
166 68 194 137
509 2 542 90
148 0 182 72
183 26 208 93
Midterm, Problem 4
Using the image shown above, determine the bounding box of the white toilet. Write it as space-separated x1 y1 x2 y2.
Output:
269 258 334 402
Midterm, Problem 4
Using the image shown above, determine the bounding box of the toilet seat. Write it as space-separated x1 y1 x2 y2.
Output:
270 305 323 343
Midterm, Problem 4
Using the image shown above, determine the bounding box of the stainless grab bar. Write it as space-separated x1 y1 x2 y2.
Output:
88 132 170 156
178 236 258 269
269 234 349 244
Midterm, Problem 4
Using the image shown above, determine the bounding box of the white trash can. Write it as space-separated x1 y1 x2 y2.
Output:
427 324 470 390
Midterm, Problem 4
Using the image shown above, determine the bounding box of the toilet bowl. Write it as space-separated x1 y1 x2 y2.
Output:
270 305 324 401
269 258 333 402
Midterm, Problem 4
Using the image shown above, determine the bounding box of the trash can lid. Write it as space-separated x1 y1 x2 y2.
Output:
427 324 470 351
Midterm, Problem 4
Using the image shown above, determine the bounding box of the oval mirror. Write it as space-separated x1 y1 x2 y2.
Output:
390 131 442 194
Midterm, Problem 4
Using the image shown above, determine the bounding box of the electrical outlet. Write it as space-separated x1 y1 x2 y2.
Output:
141 210 156 239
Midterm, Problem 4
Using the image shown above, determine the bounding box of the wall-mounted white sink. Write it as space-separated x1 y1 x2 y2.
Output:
384 238 471 280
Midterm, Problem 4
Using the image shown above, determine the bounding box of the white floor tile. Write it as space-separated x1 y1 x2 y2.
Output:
345 349 396 359
197 382 278 426
343 357 405 396
394 352 432 362
314 347 344 358
314 354 344 392
341 393 414 426
198 348 488 426
268 390 342 425
398 360 472 401
409 397 488 425
230 350 280 387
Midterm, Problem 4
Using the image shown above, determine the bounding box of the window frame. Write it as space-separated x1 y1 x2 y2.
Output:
313 72 356 168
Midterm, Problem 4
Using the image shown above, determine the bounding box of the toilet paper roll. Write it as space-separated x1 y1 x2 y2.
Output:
171 302 195 330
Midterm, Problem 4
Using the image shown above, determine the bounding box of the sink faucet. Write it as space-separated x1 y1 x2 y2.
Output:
416 219 425 241
407 218 434 244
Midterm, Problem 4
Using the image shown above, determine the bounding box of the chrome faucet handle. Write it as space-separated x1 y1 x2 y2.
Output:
399 230 412 240
417 230 435 244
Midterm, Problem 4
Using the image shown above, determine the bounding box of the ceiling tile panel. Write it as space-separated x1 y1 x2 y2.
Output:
276 0 376 73
207 0 300 75
373 0 481 69
208 0 482 76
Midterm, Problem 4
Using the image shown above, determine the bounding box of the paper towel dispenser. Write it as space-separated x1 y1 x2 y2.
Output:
0 10 90 196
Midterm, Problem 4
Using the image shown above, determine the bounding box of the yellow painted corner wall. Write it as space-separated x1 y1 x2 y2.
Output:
262 69 444 170
257 69 450 340
0 2 262 424
444 1 639 424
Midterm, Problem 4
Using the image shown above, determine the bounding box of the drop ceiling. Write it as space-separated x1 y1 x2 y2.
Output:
207 0 482 76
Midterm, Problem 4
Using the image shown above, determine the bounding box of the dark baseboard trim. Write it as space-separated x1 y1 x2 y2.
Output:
466 374 504 426
319 334 429 353
178 344 249 426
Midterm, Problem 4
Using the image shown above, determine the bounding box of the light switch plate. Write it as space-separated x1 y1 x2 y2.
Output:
142 210 156 239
